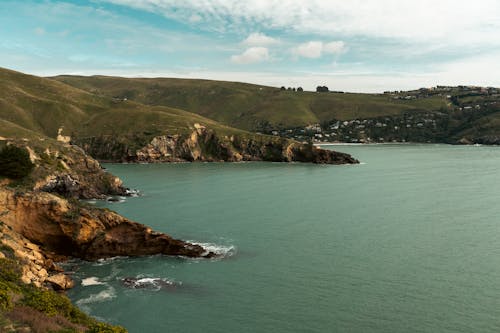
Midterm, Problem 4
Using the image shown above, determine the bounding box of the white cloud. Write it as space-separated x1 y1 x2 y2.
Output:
323 41 346 55
189 14 202 23
293 41 346 59
102 0 500 44
294 41 323 59
242 33 279 46
231 47 269 64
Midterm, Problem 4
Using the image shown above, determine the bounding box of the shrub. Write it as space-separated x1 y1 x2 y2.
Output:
22 289 72 317
21 287 94 326
0 145 35 179
7 305 86 333
0 258 21 282
0 285 12 310
88 322 128 333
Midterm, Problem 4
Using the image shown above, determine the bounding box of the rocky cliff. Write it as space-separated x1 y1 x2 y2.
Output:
74 124 359 164
0 188 212 261
0 138 214 292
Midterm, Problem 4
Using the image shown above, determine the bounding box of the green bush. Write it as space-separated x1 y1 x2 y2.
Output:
21 287 96 327
0 145 35 179
23 289 72 317
88 322 128 333
0 258 22 282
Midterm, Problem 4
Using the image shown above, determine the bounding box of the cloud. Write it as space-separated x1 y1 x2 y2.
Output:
293 41 346 59
242 33 279 46
294 41 323 59
189 14 202 23
102 0 500 44
323 41 346 55
231 47 269 64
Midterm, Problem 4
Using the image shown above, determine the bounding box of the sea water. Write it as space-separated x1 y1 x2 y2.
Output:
67 144 500 332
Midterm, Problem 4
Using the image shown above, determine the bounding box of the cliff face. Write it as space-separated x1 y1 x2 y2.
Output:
0 139 214 293
0 188 212 261
31 144 128 199
74 125 359 164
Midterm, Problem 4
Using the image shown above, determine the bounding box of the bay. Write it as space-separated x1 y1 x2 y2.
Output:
67 144 500 332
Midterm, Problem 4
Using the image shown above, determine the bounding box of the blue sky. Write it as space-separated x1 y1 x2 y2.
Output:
1 0 499 92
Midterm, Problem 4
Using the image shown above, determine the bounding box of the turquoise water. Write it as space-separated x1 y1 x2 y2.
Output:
68 144 500 332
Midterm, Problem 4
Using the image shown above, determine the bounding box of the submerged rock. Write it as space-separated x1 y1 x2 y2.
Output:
122 277 176 290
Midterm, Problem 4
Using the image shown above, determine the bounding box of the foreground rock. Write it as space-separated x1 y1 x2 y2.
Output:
0 222 69 289
0 188 214 261
46 273 75 290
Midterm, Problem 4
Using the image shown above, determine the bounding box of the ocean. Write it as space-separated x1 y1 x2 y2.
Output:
67 144 500 332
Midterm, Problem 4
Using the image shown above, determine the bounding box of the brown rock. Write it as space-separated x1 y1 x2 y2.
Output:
46 273 75 290
0 188 215 261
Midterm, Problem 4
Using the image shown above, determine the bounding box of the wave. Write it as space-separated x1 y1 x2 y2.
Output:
106 196 126 203
81 277 104 286
76 287 116 306
125 188 141 197
94 256 127 265
188 241 237 258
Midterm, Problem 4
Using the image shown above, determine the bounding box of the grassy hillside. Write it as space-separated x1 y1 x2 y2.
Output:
0 67 260 142
53 75 448 131
2 67 332 164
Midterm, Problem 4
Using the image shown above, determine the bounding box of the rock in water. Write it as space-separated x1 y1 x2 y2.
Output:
122 277 176 290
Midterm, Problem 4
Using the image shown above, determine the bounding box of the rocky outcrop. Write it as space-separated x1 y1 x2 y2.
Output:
45 273 75 290
30 144 128 199
0 188 214 261
75 125 359 165
0 222 68 289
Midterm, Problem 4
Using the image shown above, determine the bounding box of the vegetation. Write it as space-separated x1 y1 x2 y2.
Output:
51 74 450 134
0 145 34 179
0 255 127 332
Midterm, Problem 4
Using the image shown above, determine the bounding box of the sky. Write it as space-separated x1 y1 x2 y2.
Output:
1 0 500 92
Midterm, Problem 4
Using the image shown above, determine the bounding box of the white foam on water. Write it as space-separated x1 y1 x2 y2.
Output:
81 277 104 286
106 196 126 203
125 189 141 197
76 286 116 306
95 256 127 265
188 241 237 258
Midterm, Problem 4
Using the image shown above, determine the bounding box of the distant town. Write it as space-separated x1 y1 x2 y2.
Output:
264 85 500 144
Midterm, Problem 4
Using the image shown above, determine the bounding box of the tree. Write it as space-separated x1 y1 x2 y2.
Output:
297 87 303 92
0 145 35 179
316 86 329 92
280 86 286 91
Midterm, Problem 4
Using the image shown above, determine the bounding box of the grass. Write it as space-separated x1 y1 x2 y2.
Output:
0 67 264 145
52 74 448 131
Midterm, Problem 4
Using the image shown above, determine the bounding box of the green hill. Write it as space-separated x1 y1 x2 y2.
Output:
0 67 358 164
52 75 500 144
52 75 448 132
0 68 242 139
